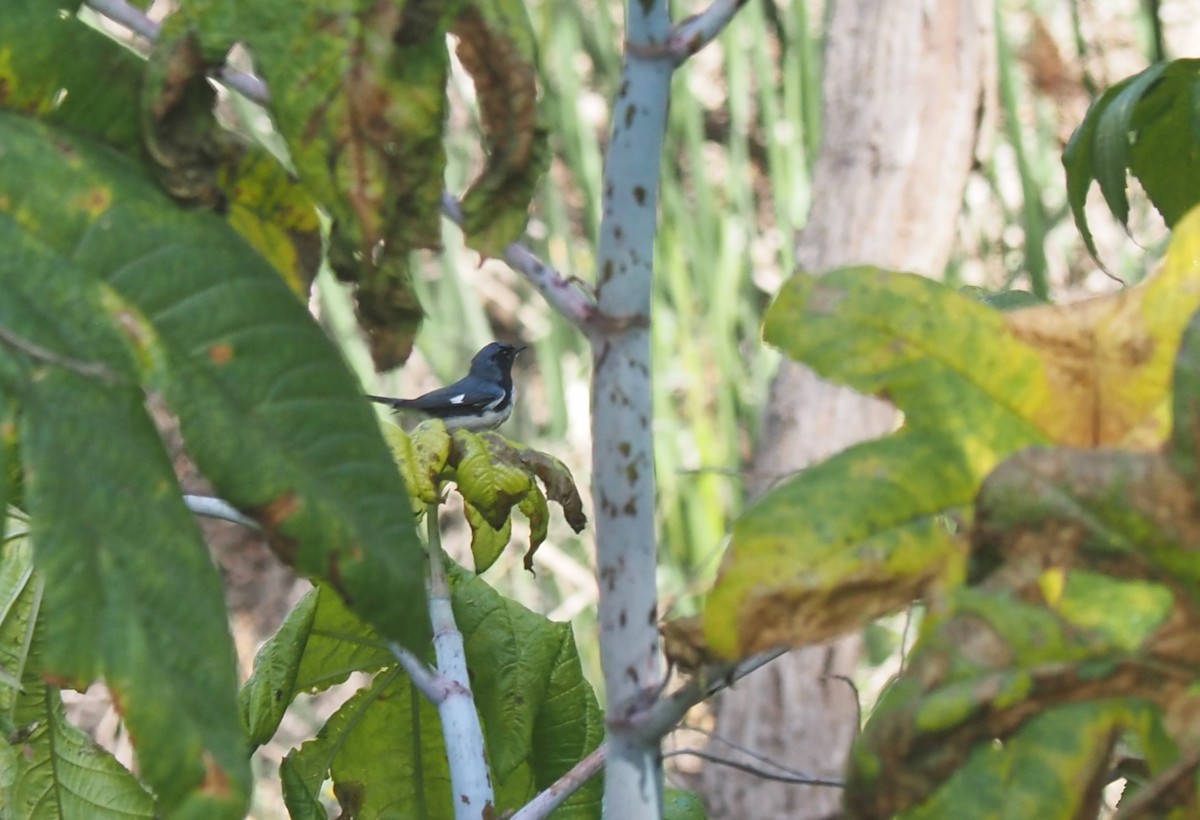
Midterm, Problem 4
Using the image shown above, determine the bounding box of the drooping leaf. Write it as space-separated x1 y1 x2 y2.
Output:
452 0 550 256
2 2 322 292
0 525 157 819
453 430 535 530
379 421 587 573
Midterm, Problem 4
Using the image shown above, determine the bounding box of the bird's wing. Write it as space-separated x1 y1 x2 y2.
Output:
392 380 507 416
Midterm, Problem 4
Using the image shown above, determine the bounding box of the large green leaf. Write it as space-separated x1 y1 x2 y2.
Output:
265 575 603 818
0 526 157 819
0 212 249 815
0 112 430 652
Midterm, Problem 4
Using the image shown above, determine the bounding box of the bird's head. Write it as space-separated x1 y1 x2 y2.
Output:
469 342 526 380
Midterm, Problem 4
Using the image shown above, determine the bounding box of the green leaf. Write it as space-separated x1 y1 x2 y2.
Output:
0 528 157 819
242 585 392 739
293 586 394 694
704 245 1200 659
0 209 249 814
663 788 707 820
1091 62 1168 227
1129 60 1200 230
238 588 319 747
1064 59 1200 263
0 112 430 653
453 430 535 530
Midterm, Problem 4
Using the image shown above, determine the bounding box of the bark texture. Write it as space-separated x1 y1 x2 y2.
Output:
698 2 993 817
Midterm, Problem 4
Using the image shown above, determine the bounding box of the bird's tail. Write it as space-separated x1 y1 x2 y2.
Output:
365 394 412 409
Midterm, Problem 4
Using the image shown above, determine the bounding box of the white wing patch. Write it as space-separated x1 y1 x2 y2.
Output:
450 394 466 405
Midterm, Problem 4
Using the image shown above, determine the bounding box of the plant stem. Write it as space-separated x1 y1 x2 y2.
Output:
590 1 672 816
425 502 493 818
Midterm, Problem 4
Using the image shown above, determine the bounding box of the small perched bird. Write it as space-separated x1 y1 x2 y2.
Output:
367 342 525 431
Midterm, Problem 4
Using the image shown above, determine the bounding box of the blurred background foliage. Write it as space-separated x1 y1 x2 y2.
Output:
65 0 1199 814
332 0 1197 702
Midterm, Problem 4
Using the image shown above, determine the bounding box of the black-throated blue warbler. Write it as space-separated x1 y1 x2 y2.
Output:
367 342 525 431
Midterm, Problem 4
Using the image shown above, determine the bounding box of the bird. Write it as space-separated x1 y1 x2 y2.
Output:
366 342 526 431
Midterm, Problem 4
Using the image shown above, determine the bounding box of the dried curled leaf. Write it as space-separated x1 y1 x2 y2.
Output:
452 0 550 256
378 420 587 573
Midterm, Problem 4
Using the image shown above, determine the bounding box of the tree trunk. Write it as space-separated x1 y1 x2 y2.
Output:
698 2 993 817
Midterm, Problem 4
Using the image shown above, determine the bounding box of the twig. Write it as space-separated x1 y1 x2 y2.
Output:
663 748 844 788
665 0 749 65
675 722 828 783
424 502 493 818
511 648 786 817
616 647 787 742
388 641 456 704
439 193 598 329
182 494 260 529
509 745 607 820
0 326 122 384
84 0 271 103
86 0 159 39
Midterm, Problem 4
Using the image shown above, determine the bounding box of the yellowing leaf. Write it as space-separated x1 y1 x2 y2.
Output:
702 208 1200 661
1003 209 1200 448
